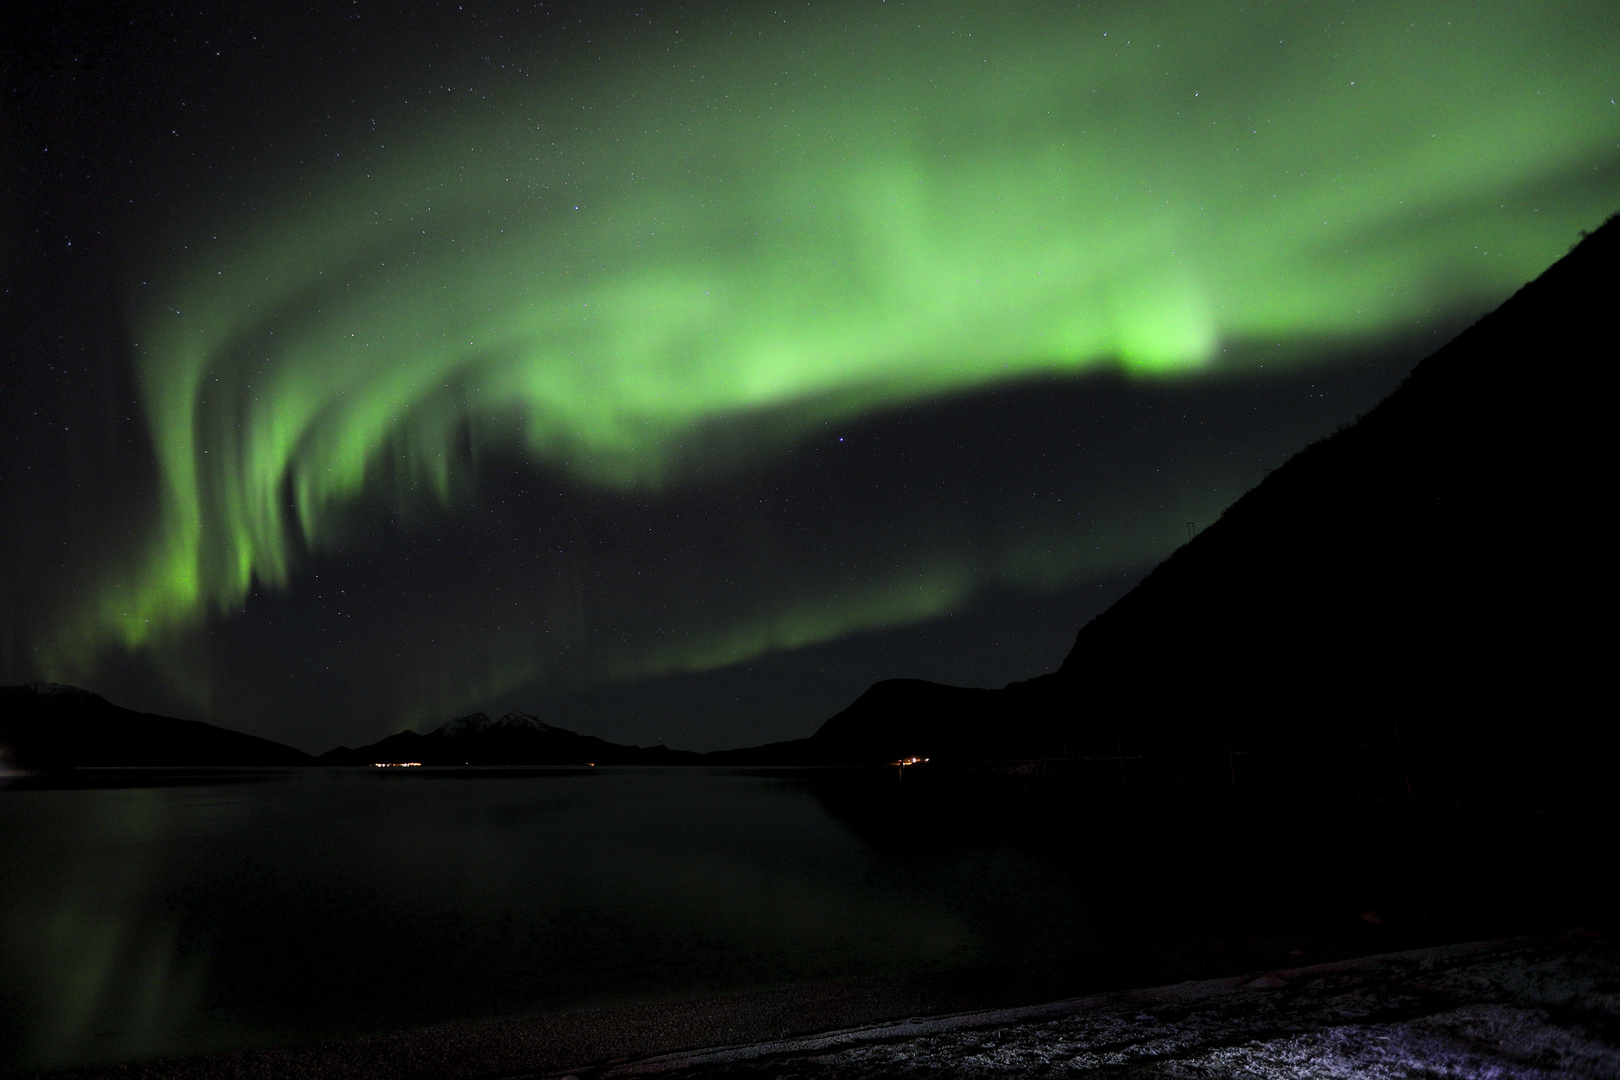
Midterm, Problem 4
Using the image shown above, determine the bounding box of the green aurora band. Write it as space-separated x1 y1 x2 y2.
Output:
52 1 1618 704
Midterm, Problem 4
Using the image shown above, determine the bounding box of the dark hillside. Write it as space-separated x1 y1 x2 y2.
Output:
0 683 315 768
320 710 701 766
725 214 1616 797
704 679 1005 765
1026 212 1617 797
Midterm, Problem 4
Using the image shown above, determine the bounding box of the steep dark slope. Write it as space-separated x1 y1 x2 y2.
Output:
0 683 316 768
1025 212 1617 793
722 214 1616 790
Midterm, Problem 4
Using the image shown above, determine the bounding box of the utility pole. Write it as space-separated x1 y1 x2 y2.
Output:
1186 521 1199 543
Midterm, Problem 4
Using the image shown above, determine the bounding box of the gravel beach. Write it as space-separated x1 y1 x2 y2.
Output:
27 929 1617 1080
577 930 1620 1080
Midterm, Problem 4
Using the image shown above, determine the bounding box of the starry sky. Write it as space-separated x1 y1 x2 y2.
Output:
4 0 1615 752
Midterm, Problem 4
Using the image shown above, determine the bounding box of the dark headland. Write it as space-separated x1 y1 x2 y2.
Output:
715 211 1620 803
4 213 1616 802
0 683 314 770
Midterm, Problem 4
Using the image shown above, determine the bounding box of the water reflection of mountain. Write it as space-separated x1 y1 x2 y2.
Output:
800 760 1618 970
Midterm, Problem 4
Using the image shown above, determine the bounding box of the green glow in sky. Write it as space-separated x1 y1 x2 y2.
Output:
54 0 1619 693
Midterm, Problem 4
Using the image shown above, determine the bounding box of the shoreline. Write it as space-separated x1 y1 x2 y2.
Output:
573 928 1620 1080
21 926 1616 1080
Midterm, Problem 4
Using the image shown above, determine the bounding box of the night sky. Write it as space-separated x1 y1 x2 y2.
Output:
4 1 1615 752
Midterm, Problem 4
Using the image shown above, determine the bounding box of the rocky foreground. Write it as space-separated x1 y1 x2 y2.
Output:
29 930 1618 1079
580 930 1619 1080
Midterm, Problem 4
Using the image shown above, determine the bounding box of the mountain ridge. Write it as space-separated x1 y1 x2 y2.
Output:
0 682 316 769
744 212 1618 792
318 709 701 766
6 214 1612 780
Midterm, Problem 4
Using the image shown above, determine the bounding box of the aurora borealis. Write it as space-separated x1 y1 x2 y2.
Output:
5 0 1616 750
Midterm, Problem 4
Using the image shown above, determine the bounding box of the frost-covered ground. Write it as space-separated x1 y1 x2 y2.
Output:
30 931 1618 1078
596 931 1620 1080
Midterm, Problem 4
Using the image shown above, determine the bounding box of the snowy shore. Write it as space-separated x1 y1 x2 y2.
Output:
581 930 1620 1080
27 930 1617 1079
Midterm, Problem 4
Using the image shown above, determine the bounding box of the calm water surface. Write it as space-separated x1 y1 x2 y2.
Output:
0 767 1111 1071
5 765 1597 1074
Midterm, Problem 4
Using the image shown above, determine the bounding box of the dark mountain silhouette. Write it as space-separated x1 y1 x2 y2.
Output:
320 710 701 766
11 216 1612 789
0 683 315 769
703 680 1005 765
715 213 1618 797
1033 213 1616 796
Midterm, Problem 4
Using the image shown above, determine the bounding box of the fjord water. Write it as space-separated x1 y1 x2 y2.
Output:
0 767 1600 1073
0 767 1090 1071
